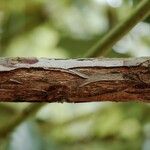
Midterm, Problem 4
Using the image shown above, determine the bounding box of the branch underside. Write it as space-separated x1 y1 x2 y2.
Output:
0 57 150 103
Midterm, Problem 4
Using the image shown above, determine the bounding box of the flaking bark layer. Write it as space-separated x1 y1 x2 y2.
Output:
0 57 149 102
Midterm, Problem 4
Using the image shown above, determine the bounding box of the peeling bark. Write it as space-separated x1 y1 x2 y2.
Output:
0 57 150 103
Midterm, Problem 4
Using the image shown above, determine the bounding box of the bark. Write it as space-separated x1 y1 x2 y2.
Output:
0 57 150 103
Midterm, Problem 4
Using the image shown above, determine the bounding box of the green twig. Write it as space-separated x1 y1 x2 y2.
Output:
0 103 45 138
84 0 150 57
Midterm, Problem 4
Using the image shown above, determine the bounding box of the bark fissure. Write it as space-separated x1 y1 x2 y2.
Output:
0 57 149 103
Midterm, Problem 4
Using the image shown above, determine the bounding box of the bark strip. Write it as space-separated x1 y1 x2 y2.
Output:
0 57 150 103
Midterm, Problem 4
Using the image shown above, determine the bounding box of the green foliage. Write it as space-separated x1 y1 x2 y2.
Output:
0 0 149 150
6 122 46 150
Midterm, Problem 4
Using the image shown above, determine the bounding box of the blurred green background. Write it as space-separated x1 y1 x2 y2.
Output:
0 0 150 150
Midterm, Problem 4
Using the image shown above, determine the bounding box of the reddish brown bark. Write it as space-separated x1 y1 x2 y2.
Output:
0 57 150 103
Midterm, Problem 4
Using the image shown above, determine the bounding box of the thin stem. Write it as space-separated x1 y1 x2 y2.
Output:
84 0 150 57
0 103 45 138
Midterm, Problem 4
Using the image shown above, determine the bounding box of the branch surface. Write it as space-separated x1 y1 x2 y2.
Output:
0 57 150 103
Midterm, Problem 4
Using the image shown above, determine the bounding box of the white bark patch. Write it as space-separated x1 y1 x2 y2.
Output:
0 57 149 72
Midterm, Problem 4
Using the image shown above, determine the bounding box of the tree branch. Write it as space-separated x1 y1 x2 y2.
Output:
0 0 149 138
0 57 150 103
84 0 150 57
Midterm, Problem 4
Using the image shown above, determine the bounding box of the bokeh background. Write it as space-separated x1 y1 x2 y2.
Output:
0 0 150 150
